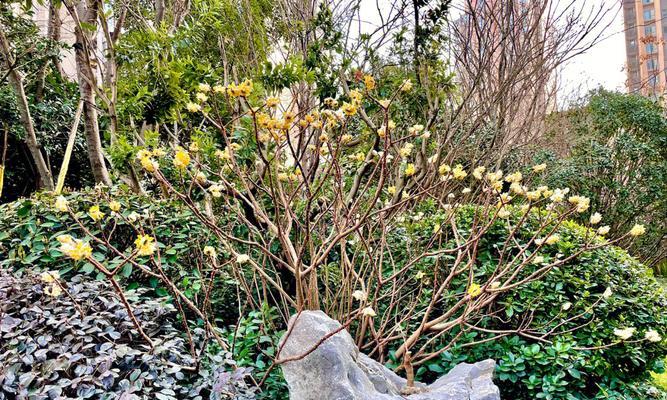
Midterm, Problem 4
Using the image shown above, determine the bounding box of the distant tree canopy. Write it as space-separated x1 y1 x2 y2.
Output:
537 90 667 267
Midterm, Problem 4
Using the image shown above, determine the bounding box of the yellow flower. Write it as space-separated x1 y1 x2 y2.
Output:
238 79 253 97
526 190 541 201
629 224 646 237
134 234 156 257
41 271 60 283
350 152 365 162
195 171 207 184
44 283 62 297
55 196 68 212
510 182 525 195
236 254 251 264
341 134 353 144
378 99 390 108
136 149 152 160
486 170 503 182
504 171 522 183
399 143 414 158
405 163 416 177
362 306 376 317
532 163 547 173
203 246 216 258
497 208 510 218
452 164 467 180
597 225 610 236
645 329 662 343
173 147 191 169
408 124 424 135
266 97 280 107
198 83 211 93
568 195 590 213
613 327 635 340
88 205 105 222
364 74 376 90
196 92 208 102
467 283 482 298
109 200 121 213
186 102 201 113
209 184 224 198
341 102 357 116
590 212 602 225
59 236 92 261
438 164 451 175
533 255 545 264
352 290 367 301
140 156 158 173
387 186 396 195
545 234 561 245
472 166 486 180
550 188 569 203
377 127 387 138
400 79 413 92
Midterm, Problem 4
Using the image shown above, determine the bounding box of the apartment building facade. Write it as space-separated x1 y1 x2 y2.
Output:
623 0 667 95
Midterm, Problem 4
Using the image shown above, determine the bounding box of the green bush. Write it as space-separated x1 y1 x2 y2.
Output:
383 205 667 399
536 90 667 269
0 188 242 323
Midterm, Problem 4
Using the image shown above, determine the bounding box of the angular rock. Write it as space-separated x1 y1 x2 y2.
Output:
278 311 500 400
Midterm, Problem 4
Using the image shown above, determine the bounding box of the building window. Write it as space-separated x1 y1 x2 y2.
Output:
645 25 657 35
643 0 653 4
648 75 658 87
646 43 657 53
630 39 637 48
647 58 659 70
644 9 656 21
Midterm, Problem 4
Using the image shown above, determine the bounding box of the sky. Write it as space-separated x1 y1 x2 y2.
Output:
557 0 627 101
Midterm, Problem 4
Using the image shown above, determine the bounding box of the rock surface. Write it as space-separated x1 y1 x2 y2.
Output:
278 311 500 400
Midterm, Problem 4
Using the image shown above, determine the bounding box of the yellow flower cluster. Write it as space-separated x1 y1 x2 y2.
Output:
467 282 482 298
364 74 376 90
55 196 68 212
58 235 92 261
136 149 159 173
41 271 62 297
226 79 253 97
134 234 157 256
88 205 105 222
568 195 590 213
629 224 646 237
266 96 280 108
173 147 191 169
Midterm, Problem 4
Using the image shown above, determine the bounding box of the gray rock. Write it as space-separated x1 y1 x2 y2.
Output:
278 311 500 400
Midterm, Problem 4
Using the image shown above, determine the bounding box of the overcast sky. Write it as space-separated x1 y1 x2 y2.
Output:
557 0 627 101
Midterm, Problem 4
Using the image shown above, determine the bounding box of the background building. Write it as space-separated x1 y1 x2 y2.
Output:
623 0 667 95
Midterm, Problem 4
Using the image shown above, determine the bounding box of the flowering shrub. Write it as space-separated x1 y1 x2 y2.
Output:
2 75 665 398
379 207 667 398
0 271 257 400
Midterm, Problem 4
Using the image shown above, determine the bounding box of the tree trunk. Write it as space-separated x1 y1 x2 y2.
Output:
0 26 55 191
70 0 111 185
155 0 165 25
